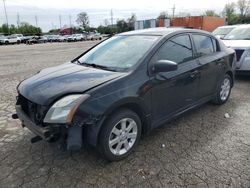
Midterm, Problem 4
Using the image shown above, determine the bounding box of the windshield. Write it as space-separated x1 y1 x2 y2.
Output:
224 27 250 40
77 35 159 71
213 27 235 35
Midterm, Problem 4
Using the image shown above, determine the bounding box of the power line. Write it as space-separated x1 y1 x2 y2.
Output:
59 15 62 29
35 15 38 27
17 12 20 27
3 0 9 33
69 14 72 27
172 4 176 18
110 9 113 27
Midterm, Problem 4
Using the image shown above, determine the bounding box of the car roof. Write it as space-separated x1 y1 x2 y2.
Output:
216 25 237 28
118 27 211 36
235 24 250 28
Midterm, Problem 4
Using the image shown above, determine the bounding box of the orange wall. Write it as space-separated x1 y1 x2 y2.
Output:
202 17 225 32
171 16 225 32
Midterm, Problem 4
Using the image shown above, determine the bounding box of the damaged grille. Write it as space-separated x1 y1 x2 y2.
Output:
235 49 245 61
16 95 48 125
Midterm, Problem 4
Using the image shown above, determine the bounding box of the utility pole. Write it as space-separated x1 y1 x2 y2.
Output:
172 4 176 18
59 15 62 29
35 15 38 27
110 9 113 27
17 12 20 27
3 0 9 34
69 15 72 27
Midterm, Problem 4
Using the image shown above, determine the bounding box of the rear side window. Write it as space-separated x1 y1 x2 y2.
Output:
153 34 193 64
193 35 214 56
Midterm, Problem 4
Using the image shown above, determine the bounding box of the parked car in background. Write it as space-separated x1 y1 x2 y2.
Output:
46 35 59 42
22 36 33 44
0 36 6 45
14 28 235 161
213 25 238 39
58 35 68 42
67 34 77 42
75 34 85 41
26 36 48 44
222 24 250 75
0 35 21 44
87 32 102 40
11 34 25 43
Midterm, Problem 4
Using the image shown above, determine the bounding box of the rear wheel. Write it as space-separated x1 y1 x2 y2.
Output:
212 74 232 105
99 108 141 161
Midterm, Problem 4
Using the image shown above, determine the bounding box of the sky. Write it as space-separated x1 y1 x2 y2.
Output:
0 0 237 32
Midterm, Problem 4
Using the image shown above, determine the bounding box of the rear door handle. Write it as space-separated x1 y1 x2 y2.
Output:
190 70 199 78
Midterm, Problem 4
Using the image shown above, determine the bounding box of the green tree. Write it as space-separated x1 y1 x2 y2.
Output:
237 0 250 23
116 19 128 33
1 24 9 34
223 3 239 24
76 12 89 29
127 13 137 30
204 10 220 17
158 11 169 19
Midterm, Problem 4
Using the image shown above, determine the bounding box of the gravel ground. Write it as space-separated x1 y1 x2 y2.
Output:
0 42 250 188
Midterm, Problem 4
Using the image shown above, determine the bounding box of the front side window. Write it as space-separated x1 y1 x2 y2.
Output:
77 35 160 71
153 34 193 64
193 35 214 56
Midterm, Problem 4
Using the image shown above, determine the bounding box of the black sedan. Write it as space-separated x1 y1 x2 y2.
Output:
14 28 236 161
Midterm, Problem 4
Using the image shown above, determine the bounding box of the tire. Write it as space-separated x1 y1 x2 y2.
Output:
212 74 232 105
17 40 20 44
99 108 142 161
5 41 9 45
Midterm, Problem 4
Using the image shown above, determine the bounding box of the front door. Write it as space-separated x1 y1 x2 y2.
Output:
149 34 200 126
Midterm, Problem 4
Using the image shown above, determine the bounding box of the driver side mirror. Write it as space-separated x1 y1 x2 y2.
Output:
153 60 178 74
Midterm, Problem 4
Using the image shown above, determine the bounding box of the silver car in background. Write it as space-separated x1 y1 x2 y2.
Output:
222 24 250 74
213 25 237 39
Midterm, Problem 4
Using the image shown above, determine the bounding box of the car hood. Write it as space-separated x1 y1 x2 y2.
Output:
222 40 250 49
18 62 125 105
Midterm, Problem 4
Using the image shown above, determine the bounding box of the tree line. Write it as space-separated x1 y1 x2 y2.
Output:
0 22 42 35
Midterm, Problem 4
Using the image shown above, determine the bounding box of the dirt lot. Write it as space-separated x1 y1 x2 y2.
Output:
0 42 250 188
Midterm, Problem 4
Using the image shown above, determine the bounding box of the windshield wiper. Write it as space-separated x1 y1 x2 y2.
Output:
78 61 118 72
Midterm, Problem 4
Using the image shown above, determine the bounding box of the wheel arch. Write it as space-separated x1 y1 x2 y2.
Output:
86 98 151 146
225 70 234 87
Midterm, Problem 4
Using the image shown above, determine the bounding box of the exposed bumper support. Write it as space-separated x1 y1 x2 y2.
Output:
15 105 50 139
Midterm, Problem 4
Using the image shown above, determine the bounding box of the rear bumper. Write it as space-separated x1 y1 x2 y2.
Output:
15 105 51 139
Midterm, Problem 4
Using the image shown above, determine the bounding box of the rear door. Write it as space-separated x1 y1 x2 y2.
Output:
191 34 224 99
150 34 200 126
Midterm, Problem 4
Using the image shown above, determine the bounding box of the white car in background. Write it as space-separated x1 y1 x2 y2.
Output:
0 35 21 44
222 24 250 74
213 25 238 39
87 32 102 40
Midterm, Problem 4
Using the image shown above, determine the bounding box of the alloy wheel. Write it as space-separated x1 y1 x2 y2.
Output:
108 118 138 155
220 77 231 101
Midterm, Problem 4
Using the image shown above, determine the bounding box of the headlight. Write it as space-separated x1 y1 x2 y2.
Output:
44 94 90 124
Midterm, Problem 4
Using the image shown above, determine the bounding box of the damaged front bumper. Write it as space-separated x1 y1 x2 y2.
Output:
14 105 83 150
15 105 51 139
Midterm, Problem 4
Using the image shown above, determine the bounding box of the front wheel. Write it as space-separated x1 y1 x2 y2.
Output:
99 108 142 161
212 74 232 105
